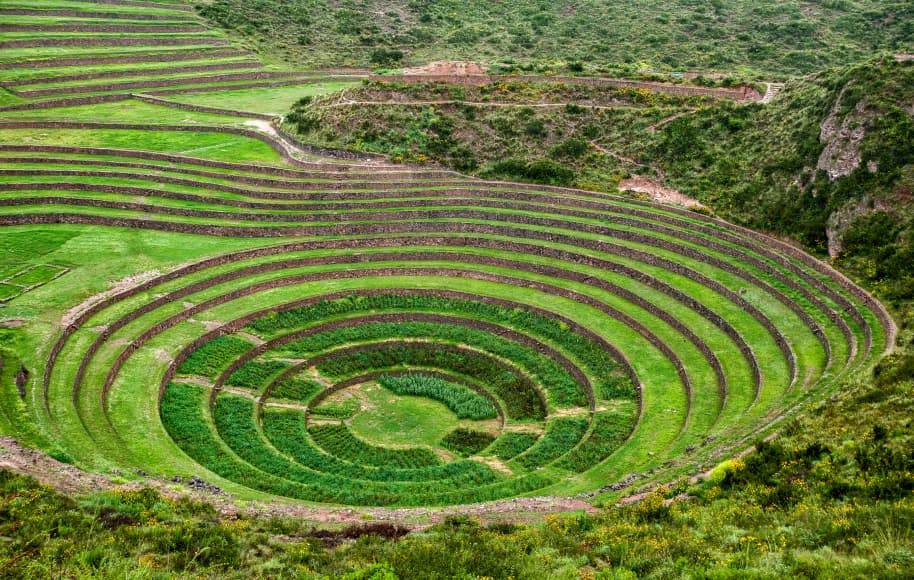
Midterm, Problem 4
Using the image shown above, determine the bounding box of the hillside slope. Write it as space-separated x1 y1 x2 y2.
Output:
197 0 913 75
648 56 914 301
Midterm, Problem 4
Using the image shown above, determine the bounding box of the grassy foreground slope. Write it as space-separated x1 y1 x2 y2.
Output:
197 0 913 75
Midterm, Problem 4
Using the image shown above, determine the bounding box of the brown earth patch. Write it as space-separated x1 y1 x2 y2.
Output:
400 61 489 76
618 175 707 209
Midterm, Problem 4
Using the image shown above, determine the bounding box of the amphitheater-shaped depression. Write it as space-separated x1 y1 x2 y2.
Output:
1 123 894 507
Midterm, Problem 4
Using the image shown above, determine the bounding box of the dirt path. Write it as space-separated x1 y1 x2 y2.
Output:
646 110 696 133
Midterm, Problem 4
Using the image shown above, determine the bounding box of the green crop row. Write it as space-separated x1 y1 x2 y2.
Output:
555 407 638 471
176 335 254 380
486 432 540 461
266 376 323 402
513 417 590 470
262 409 501 484
225 359 291 392
313 344 547 421
275 320 580 409
441 428 497 457
308 400 359 419
307 423 441 470
377 373 497 420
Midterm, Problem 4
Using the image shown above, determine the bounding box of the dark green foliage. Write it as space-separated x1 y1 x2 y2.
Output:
549 137 589 159
840 210 914 300
369 48 404 66
309 399 360 419
269 376 323 401
555 408 636 470
514 417 589 469
441 428 496 457
226 360 291 392
177 336 255 379
308 423 441 469
484 158 575 186
377 374 497 420
487 431 540 460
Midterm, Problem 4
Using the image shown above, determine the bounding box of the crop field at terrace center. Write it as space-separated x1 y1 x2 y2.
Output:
0 0 896 511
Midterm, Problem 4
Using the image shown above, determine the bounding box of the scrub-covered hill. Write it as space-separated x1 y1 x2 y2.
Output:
196 0 913 75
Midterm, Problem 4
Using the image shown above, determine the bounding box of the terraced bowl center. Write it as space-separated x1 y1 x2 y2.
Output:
338 384 462 448
6 125 892 508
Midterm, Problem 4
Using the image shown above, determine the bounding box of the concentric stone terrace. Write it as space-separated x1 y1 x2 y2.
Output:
3 123 893 506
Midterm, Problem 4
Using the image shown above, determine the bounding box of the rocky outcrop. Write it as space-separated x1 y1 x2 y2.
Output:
817 87 874 181
826 195 890 258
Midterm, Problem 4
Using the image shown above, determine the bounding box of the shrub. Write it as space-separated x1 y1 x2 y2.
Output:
369 49 404 66
441 428 496 457
488 432 540 460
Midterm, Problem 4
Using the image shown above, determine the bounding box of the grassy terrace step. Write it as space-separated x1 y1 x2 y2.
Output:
0 195 843 385
0 25 207 33
0 37 231 49
7 72 328 98
3 62 263 86
0 57 259 82
0 49 251 69
41 238 868 500
0 188 852 374
0 112 888 506
0 196 856 390
0 8 199 20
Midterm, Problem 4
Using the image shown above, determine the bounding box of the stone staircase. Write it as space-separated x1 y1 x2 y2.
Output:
760 82 785 104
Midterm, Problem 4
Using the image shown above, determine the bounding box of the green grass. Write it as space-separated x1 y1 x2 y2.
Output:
4 264 66 286
0 128 284 163
0 99 260 124
348 382 461 448
163 81 359 115
0 87 24 107
0 56 257 83
0 283 21 300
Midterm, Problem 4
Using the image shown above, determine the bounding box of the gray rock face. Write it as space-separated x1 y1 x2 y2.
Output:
817 87 873 181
